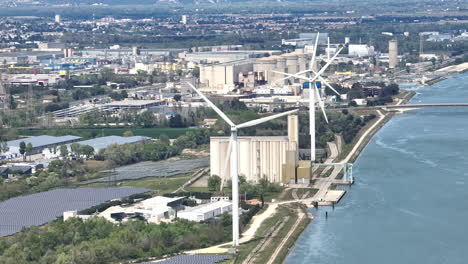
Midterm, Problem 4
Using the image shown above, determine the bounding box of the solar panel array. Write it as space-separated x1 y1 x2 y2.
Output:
0 187 149 237
80 157 209 184
141 255 230 264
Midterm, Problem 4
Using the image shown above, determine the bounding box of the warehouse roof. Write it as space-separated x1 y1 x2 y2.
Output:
180 200 231 215
75 136 151 151
7 135 82 148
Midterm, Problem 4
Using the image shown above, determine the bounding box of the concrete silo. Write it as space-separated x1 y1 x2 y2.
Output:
389 40 398 69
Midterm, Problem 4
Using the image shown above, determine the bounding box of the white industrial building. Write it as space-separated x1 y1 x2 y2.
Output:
210 115 299 183
98 196 184 224
348 44 375 57
2 135 82 159
199 59 254 93
177 200 232 222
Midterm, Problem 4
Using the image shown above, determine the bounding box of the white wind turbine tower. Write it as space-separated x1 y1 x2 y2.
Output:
272 33 345 162
187 82 298 247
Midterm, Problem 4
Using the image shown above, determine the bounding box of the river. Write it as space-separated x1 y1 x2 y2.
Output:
285 72 468 264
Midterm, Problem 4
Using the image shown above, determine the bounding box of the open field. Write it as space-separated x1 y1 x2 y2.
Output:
81 174 192 194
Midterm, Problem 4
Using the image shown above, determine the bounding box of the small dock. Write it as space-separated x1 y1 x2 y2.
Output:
317 190 346 206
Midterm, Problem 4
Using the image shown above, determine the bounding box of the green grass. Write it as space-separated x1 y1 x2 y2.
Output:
17 127 192 139
80 174 192 194
280 188 318 201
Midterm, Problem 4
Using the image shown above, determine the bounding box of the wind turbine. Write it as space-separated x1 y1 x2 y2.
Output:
272 33 345 162
186 82 298 247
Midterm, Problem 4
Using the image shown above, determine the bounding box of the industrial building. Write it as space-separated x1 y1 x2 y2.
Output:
177 200 232 222
5 74 64 87
103 100 164 110
80 48 183 58
3 135 82 157
389 40 399 69
0 51 63 64
282 33 329 47
210 115 299 183
199 59 254 93
181 50 280 64
98 196 184 224
254 52 308 85
348 44 375 57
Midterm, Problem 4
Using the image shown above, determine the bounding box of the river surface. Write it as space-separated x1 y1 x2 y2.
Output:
285 73 468 264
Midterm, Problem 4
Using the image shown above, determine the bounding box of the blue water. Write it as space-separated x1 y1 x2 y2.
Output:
285 73 468 264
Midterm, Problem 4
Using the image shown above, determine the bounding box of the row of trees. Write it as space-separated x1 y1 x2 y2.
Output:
97 129 211 166
0 216 231 264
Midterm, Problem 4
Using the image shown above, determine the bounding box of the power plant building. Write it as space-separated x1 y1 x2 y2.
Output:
389 40 398 69
199 59 254 93
254 52 308 85
348 44 375 57
210 115 299 183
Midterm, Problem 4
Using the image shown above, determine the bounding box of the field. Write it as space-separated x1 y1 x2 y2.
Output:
17 127 192 139
82 174 192 195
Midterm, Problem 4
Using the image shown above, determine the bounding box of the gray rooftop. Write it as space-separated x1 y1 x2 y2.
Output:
7 135 82 149
76 136 151 151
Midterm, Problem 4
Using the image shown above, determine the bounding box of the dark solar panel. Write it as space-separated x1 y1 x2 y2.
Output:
141 255 230 264
0 187 149 237
79 157 209 184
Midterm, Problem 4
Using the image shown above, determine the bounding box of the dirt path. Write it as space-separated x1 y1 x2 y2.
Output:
266 209 305 264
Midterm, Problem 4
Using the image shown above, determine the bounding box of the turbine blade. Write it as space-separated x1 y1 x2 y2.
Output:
220 137 233 191
310 33 320 72
186 82 235 127
237 109 299 129
314 73 341 96
309 45 345 82
315 87 328 123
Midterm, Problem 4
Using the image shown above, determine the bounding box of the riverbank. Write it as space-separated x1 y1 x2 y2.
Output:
284 71 468 264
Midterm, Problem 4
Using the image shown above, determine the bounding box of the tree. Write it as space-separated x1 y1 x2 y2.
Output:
137 111 155 128
257 178 269 207
159 134 170 145
60 145 68 159
208 175 222 192
0 142 8 153
173 94 182 102
192 67 200 78
8 95 17 109
25 143 33 161
123 130 134 137
19 141 26 161
80 145 95 159
169 114 185 128
70 143 82 158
